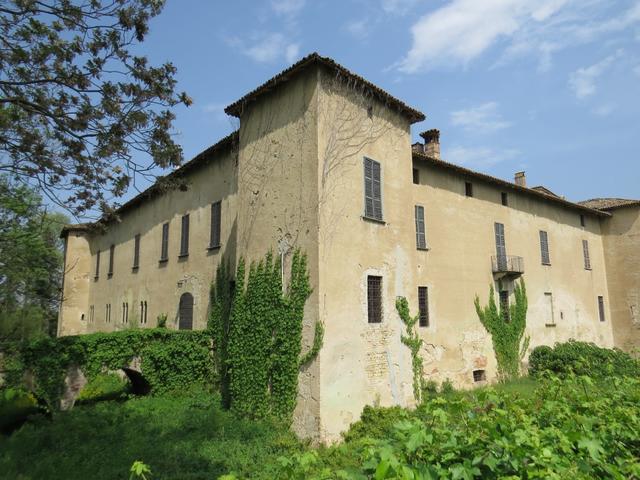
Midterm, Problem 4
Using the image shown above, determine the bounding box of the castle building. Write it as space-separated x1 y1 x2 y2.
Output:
59 53 640 442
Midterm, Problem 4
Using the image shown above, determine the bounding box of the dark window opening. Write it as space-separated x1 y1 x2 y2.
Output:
140 301 148 324
108 244 115 277
598 296 605 322
105 304 111 323
122 302 128 323
133 234 141 269
180 214 190 257
582 239 591 270
473 370 486 382
539 230 550 265
501 192 508 206
580 214 586 227
415 205 427 250
465 182 473 197
495 222 507 270
95 250 100 279
412 168 419 185
499 290 510 323
418 286 429 327
160 222 169 262
363 157 383 221
209 201 222 249
179 292 194 330
367 275 382 323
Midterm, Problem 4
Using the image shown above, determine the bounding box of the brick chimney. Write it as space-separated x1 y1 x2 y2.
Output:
419 129 440 159
514 171 526 187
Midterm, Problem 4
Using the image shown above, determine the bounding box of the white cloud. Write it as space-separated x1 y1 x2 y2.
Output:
345 18 370 39
397 0 640 73
568 50 622 99
270 0 305 16
226 33 300 64
445 145 520 169
450 102 511 133
592 103 616 116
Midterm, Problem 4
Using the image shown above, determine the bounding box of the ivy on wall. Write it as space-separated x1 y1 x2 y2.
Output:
396 297 426 404
209 250 323 422
1 329 215 409
474 279 530 382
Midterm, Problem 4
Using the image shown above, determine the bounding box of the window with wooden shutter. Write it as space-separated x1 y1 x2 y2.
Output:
495 223 507 270
582 240 591 270
363 157 383 221
160 222 169 262
598 296 605 322
539 230 550 265
367 275 382 323
415 205 427 250
180 214 189 257
95 250 100 279
133 234 140 269
108 244 114 277
418 286 429 327
209 201 221 249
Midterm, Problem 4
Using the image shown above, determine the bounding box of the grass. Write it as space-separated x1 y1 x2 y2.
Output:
0 387 304 480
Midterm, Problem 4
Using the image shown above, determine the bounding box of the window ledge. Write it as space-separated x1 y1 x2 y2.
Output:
132 266 139 273
107 273 113 279
541 262 552 266
417 246 430 252
584 267 592 271
207 244 222 251
362 215 386 225
159 258 168 264
178 253 189 259
545 323 556 328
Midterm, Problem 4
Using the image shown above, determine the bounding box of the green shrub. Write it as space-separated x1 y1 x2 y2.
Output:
77 373 129 403
440 378 455 394
342 405 410 442
0 387 40 433
529 340 640 378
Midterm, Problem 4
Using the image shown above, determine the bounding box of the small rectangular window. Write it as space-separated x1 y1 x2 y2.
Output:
105 304 109 323
539 230 550 265
582 239 591 270
412 168 419 185
418 286 429 327
180 214 189 257
473 370 486 382
598 296 605 322
499 290 510 322
501 192 508 206
363 157 383 221
140 301 147 324
122 302 128 323
210 201 222 249
160 222 169 262
95 250 100 279
367 275 382 323
108 244 115 277
415 205 427 250
465 182 473 197
133 234 141 269
580 214 586 227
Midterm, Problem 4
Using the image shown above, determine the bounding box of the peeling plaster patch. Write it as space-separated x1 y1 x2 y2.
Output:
385 349 400 404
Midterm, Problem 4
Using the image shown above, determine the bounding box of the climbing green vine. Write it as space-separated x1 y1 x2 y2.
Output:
474 279 530 382
396 297 426 404
1 329 215 409
209 249 323 422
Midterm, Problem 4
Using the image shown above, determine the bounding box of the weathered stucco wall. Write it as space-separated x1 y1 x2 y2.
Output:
316 70 416 442
236 69 321 440
601 206 640 351
58 232 92 336
74 147 238 334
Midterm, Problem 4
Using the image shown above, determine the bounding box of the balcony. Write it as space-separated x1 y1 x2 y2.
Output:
492 255 524 279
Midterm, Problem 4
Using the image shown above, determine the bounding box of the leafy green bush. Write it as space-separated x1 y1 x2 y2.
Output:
0 387 40 433
77 373 130 403
529 340 640 378
274 376 640 479
342 405 410 442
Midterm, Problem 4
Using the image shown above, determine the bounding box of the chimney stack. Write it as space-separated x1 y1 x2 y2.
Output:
514 171 526 187
419 129 440 159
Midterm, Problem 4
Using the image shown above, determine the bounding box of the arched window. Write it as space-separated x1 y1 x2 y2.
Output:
178 292 194 330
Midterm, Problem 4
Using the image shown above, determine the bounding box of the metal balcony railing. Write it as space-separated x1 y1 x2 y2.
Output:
492 255 524 276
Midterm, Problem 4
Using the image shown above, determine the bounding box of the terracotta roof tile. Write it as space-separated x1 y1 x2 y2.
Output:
224 52 425 124
578 198 640 211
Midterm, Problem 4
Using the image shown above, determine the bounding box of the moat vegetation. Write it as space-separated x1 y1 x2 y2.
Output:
2 342 639 479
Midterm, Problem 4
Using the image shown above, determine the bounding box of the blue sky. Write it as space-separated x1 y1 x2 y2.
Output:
134 0 639 203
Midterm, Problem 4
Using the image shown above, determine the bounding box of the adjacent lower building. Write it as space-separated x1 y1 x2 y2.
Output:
58 53 640 442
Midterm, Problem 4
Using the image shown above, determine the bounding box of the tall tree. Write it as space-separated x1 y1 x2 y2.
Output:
0 0 191 216
0 176 67 340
